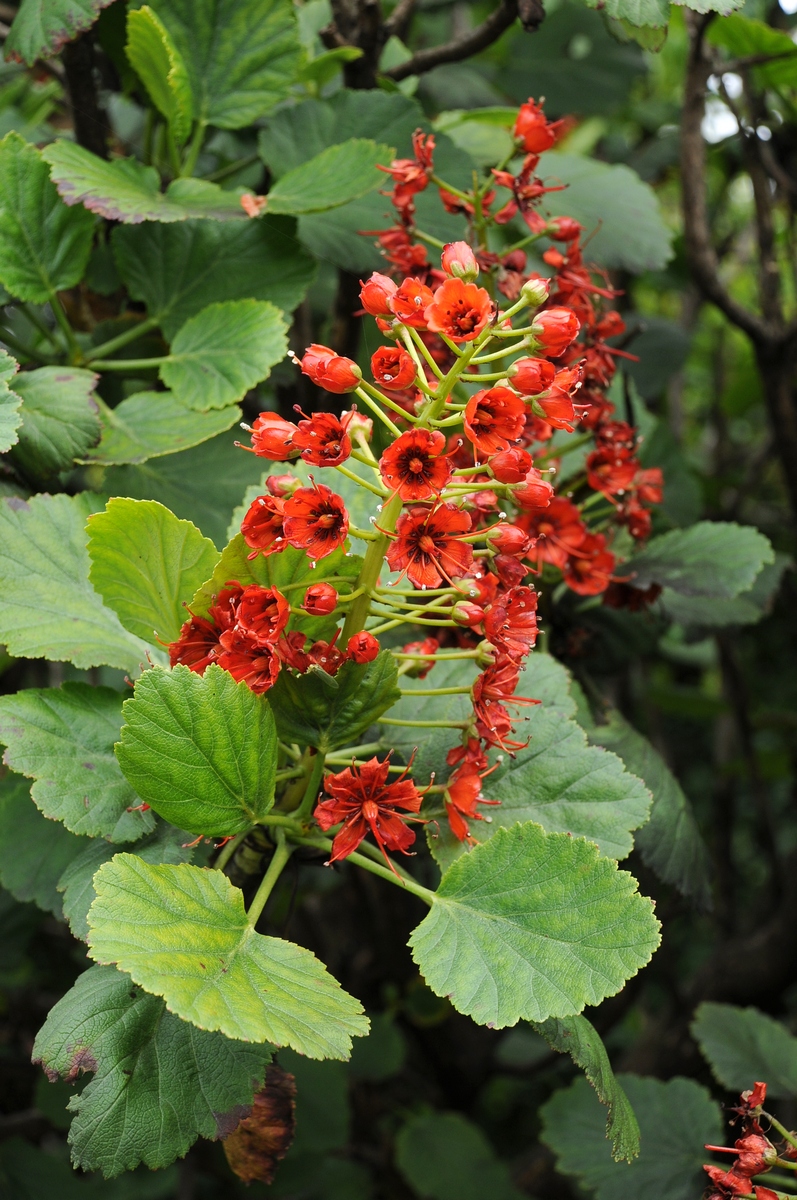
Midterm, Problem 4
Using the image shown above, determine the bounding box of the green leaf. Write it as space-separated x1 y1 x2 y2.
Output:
266 139 392 216
541 1075 722 1200
0 775 84 917
658 553 791 628
104 428 268 549
4 0 116 65
116 664 278 836
0 492 152 670
395 1112 525 1200
77 390 240 465
708 14 797 88
0 132 96 302
269 651 401 753
586 712 712 909
0 349 22 453
532 1015 640 1162
676 0 743 16
143 0 301 129
10 367 101 477
42 141 253 223
33 964 273 1176
0 682 155 842
584 0 669 27
409 823 660 1028
537 151 673 273
58 823 193 942
692 1003 797 1099
629 521 775 597
87 498 218 645
160 299 288 410
112 216 316 339
299 46 364 88
126 6 193 145
87 855 369 1055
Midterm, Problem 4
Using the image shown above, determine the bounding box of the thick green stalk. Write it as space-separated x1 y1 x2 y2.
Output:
247 829 293 926
341 491 403 640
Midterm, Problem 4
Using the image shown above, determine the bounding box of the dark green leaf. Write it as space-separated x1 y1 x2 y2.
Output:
395 1112 524 1200
0 350 22 453
77 390 240 465
708 14 797 88
0 775 84 916
692 1003 797 1099
33 964 273 1176
658 554 791 627
11 367 101 476
266 139 392 215
629 520 775 597
4 0 115 65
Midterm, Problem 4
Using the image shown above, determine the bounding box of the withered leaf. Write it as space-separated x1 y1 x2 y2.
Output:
223 1063 297 1184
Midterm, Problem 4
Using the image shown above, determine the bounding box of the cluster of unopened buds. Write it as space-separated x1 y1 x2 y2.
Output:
170 97 664 868
704 1083 797 1200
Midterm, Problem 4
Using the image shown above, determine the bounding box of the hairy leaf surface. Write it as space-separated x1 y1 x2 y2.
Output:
10 367 101 476
126 6 193 145
266 139 392 215
78 390 240 465
629 521 774 597
0 775 84 916
692 1003 797 1098
0 350 22 453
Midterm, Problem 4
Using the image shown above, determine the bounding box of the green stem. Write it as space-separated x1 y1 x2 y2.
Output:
289 834 436 903
764 1114 797 1151
181 119 208 177
412 226 446 250
214 829 249 872
19 304 60 349
399 686 472 697
167 126 181 178
247 829 293 926
0 327 53 364
89 355 168 372
84 316 160 363
359 380 417 424
354 386 403 436
204 152 261 183
295 751 326 822
50 294 81 363
335 462 387 497
342 492 403 640
381 717 469 728
405 326 445 380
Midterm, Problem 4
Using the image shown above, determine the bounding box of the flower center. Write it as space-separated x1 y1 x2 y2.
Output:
408 456 425 475
318 512 338 528
419 534 436 553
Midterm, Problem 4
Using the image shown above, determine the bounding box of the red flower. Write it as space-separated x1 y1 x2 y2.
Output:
302 583 338 615
534 366 581 433
401 636 439 678
464 387 526 455
549 216 582 241
217 634 280 695
169 615 220 673
490 446 532 484
306 634 347 675
488 523 530 558
379 428 452 501
300 344 362 393
315 757 424 866
224 584 289 645
249 413 299 461
276 631 311 673
705 1134 778 1178
371 345 417 390
513 467 554 509
241 493 287 559
444 761 500 842
389 277 435 328
386 503 474 589
292 411 352 467
209 584 244 632
532 307 580 356
509 356 556 395
441 241 479 281
617 499 652 541
521 497 586 568
472 658 535 750
586 449 638 496
514 98 563 153
494 554 527 587
483 585 539 662
360 272 397 316
563 533 615 596
378 130 435 211
284 484 349 560
347 631 380 663
425 278 493 342
635 466 664 505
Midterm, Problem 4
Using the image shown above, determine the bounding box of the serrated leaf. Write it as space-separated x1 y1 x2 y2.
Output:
584 0 669 27
77 390 240 465
410 823 660 1028
33 964 273 1177
112 217 315 339
0 774 84 916
87 855 369 1054
0 682 154 842
266 139 392 216
586 712 711 909
87 498 218 645
674 0 742 15
58 823 193 942
0 492 152 670
630 521 774 598
4 0 115 65
116 664 278 836
0 349 22 453
0 132 96 302
541 1075 722 1200
159 299 288 410
126 6 193 145
42 141 252 223
532 1015 639 1162
269 651 401 753
659 554 791 628
10 367 101 476
395 1111 525 1200
692 1003 797 1099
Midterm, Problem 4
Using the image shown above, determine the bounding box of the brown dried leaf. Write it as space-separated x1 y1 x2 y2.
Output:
223 1063 297 1184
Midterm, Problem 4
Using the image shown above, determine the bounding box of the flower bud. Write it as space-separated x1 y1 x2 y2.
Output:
452 601 486 628
347 630 380 663
441 241 479 282
488 523 529 557
371 345 417 390
342 409 374 439
360 272 398 316
520 276 550 308
265 473 299 497
301 345 362 393
508 356 556 396
531 307 580 357
513 467 554 509
548 217 582 242
302 583 338 616
250 413 299 461
490 447 532 484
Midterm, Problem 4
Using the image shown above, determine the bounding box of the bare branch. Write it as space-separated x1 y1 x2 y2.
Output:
384 0 417 39
382 0 526 83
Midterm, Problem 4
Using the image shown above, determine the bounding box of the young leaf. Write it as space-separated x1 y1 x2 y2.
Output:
266 139 392 215
0 492 152 670
541 1075 722 1200
0 349 22 454
269 651 401 752
4 0 116 65
0 775 85 917
87 498 218 645
33 964 273 1177
77 390 240 465
409 822 660 1028
531 1014 640 1162
160 300 288 410
629 521 775 598
112 217 316 339
692 1003 797 1099
0 682 154 842
0 132 96 303
395 1111 525 1200
116 664 278 835
126 6 193 145
87 856 369 1055
10 367 101 477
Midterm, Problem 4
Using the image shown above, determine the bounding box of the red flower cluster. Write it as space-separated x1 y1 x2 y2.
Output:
704 1083 784 1200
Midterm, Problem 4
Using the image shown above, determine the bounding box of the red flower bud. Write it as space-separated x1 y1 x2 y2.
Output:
514 98 562 154
347 631 380 663
360 272 398 316
532 308 580 356
488 523 529 557
441 241 479 282
513 467 554 509
452 601 486 627
548 217 582 241
371 345 417 390
509 356 556 395
300 344 362 393
302 583 338 615
490 447 532 484
250 413 299 461
265 473 299 497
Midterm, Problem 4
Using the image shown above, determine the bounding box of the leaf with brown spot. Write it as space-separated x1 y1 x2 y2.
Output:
223 1065 297 1184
